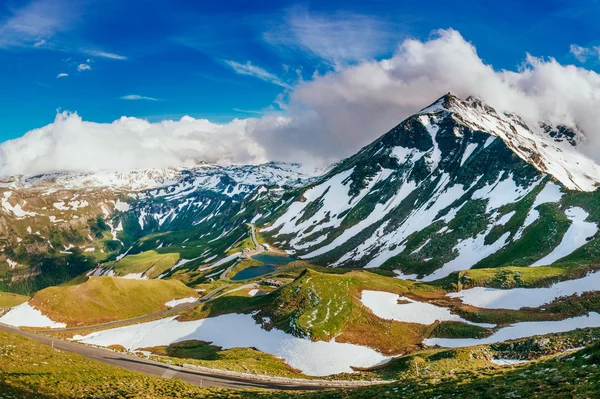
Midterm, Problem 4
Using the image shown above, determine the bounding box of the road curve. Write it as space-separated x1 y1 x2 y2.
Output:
0 323 354 391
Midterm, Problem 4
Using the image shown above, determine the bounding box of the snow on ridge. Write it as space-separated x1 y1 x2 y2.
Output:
433 95 600 192
8 162 313 193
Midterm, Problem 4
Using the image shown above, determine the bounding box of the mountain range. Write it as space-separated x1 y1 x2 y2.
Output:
2 94 600 293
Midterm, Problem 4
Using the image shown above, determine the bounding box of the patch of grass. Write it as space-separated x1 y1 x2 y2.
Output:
29 276 197 326
141 340 305 378
435 264 599 290
107 250 180 278
226 226 256 255
141 340 222 359
428 321 492 339
0 291 29 308
178 293 268 322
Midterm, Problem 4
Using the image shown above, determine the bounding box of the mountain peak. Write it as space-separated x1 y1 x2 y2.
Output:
413 94 600 191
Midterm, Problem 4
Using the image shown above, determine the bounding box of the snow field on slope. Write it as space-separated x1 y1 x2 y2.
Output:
197 253 241 271
265 167 393 249
302 178 418 259
460 143 479 166
532 207 597 266
447 270 600 310
73 313 390 376
0 303 66 328
360 290 494 327
423 180 564 280
423 312 600 348
164 297 197 308
359 174 469 268
422 231 511 282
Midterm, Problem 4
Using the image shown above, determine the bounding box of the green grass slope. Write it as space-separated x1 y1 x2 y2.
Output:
0 291 29 308
28 276 197 326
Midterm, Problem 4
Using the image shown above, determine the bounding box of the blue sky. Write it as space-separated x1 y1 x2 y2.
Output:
1 0 600 147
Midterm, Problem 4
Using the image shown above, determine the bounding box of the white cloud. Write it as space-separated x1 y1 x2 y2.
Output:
5 29 600 176
56 73 68 78
82 49 127 60
225 60 290 88
121 95 158 101
0 0 78 49
251 29 600 166
570 44 600 62
77 63 91 71
0 113 266 176
264 8 397 66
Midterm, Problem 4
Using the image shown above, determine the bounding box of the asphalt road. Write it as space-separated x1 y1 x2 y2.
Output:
0 323 351 391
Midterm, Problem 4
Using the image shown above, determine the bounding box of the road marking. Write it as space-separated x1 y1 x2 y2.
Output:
162 368 178 378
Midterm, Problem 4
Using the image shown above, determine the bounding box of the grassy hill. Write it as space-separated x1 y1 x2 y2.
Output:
105 250 181 278
0 291 28 308
28 276 197 326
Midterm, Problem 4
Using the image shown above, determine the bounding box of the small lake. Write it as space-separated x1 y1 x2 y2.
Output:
230 254 294 281
251 254 294 266
231 264 278 280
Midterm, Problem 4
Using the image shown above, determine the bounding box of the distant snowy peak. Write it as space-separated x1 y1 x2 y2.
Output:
0 162 313 193
421 94 600 191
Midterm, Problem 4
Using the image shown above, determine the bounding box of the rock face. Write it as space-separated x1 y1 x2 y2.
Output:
3 94 600 291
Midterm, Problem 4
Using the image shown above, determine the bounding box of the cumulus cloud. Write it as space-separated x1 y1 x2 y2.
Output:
252 29 600 166
56 72 68 78
5 28 600 176
0 113 266 176
77 63 91 71
225 60 290 88
121 95 158 101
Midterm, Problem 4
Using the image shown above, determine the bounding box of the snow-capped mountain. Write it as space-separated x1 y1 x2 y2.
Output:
263 94 600 279
0 162 312 192
0 162 312 292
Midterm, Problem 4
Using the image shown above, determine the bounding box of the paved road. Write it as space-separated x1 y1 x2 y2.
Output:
249 223 266 253
0 323 355 391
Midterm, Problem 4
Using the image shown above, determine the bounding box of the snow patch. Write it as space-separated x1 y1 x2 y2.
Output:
448 270 600 310
424 312 600 348
74 313 390 376
0 303 66 328
165 297 197 308
532 207 597 266
360 290 494 327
